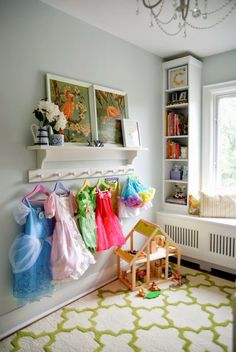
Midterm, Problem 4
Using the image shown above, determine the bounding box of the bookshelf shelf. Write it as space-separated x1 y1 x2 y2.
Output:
164 135 188 139
164 179 188 184
165 86 188 93
165 103 188 109
165 159 188 161
162 56 202 214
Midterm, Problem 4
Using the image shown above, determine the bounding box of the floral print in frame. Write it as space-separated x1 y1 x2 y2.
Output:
93 85 128 145
46 74 94 143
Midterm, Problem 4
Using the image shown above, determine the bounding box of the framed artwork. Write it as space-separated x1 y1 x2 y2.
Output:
178 90 188 103
93 85 128 145
168 65 188 90
46 73 94 143
121 120 141 147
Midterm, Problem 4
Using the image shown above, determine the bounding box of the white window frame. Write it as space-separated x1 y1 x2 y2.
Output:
202 80 236 193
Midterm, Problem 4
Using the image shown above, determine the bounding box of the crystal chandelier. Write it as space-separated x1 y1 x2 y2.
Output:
136 0 236 37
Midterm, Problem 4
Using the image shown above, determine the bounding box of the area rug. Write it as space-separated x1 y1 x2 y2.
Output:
0 266 235 352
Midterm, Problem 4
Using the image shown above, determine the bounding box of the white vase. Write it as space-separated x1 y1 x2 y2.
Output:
31 124 49 145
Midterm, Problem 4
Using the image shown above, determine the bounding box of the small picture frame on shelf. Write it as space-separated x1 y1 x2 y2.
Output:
121 120 141 147
167 65 188 89
178 90 188 103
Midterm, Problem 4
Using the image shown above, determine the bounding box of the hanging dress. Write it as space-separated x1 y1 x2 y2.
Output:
44 192 95 281
76 185 97 253
9 200 55 302
119 176 156 218
96 187 126 251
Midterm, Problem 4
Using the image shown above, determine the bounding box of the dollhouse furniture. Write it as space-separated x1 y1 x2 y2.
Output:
114 219 181 291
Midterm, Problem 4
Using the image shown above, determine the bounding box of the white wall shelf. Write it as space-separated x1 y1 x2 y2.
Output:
27 145 148 183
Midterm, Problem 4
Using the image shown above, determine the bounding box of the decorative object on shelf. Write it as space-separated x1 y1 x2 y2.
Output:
166 184 187 205
32 99 67 146
121 120 141 147
182 165 188 181
180 146 188 159
174 184 186 199
87 139 104 147
31 124 50 146
168 65 188 89
50 133 64 146
47 73 94 143
136 0 236 37
178 90 188 103
188 194 200 215
170 164 182 180
93 85 128 145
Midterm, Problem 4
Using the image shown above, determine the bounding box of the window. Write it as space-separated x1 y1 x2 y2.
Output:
202 81 236 193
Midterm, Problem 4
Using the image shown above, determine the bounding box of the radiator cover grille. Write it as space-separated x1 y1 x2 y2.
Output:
165 224 199 248
209 233 235 257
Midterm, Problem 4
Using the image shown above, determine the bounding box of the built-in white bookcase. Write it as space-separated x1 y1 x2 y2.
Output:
162 56 202 214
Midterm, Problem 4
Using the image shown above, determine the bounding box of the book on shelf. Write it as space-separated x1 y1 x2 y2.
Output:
166 111 188 136
166 139 180 159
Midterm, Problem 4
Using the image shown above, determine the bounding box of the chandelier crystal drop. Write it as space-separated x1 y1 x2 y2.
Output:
137 0 236 37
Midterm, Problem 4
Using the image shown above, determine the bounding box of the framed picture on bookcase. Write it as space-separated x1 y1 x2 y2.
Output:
168 65 188 89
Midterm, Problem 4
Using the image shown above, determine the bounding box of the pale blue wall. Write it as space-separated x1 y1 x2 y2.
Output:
202 49 236 85
0 0 162 336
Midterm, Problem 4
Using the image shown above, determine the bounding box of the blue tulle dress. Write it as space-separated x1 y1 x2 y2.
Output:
119 177 156 218
9 199 55 302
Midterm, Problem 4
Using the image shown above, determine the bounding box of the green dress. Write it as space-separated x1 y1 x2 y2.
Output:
76 186 97 253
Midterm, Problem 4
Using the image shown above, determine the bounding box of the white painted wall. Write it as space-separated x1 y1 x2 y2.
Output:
0 0 162 337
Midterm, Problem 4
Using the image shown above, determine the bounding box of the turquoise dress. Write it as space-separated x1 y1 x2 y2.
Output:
9 200 55 302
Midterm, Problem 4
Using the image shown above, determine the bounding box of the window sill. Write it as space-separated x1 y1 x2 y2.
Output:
157 210 236 228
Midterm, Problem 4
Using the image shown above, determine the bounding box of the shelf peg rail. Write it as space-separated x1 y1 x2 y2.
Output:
28 165 135 183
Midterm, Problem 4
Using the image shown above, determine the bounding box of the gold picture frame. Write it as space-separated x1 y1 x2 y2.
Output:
168 65 188 90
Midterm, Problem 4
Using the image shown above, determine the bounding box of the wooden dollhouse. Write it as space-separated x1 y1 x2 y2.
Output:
114 219 181 291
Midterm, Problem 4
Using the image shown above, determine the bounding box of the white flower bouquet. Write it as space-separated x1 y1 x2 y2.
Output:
33 100 67 134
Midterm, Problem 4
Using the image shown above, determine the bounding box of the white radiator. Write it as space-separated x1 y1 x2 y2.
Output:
156 211 236 274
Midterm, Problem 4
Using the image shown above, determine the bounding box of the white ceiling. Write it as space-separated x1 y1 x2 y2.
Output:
41 0 236 58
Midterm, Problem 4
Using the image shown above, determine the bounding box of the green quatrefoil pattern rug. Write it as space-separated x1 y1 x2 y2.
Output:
0 266 235 352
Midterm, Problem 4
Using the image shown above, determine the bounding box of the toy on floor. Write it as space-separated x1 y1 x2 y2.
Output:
137 288 146 297
169 273 186 288
145 290 161 299
149 281 161 291
114 219 181 291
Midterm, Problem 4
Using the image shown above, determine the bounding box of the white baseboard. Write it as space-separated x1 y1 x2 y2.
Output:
0 265 117 340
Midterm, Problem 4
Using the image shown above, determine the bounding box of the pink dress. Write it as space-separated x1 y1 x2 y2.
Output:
45 192 95 281
96 188 126 251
